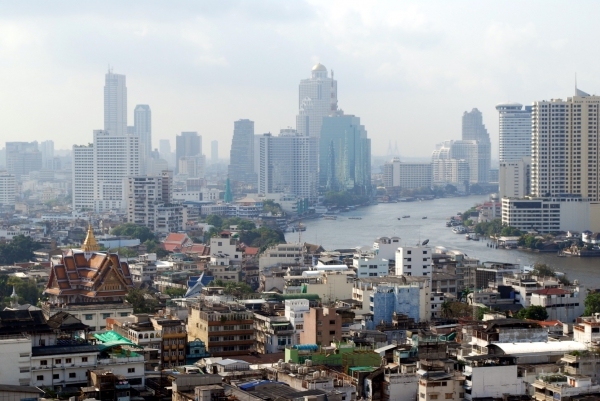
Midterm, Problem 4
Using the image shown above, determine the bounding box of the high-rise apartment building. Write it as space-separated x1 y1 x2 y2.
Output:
496 103 532 162
125 170 174 231
178 155 206 179
159 139 171 157
104 70 127 135
72 144 94 210
39 140 54 169
175 132 201 174
134 104 152 171
462 108 491 183
383 158 432 189
73 130 141 212
531 92 600 200
228 119 256 185
499 157 531 198
257 129 318 201
5 142 42 180
0 171 16 206
211 140 218 162
431 140 474 191
296 63 338 137
319 114 371 194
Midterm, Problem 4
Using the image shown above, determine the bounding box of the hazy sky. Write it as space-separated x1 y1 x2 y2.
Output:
2 1 599 159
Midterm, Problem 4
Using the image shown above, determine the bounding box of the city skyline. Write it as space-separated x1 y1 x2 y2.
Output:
2 2 600 158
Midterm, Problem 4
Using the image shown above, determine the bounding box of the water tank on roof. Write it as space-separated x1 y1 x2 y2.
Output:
321 370 327 378
313 371 320 379
306 359 313 367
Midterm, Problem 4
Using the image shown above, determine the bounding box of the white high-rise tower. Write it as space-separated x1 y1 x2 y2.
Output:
134 104 151 173
296 63 338 137
104 70 127 135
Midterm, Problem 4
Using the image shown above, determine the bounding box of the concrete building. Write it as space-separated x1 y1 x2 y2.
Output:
462 108 491 183
319 114 371 194
187 302 255 357
39 140 54 169
259 243 304 270
373 236 401 261
352 255 389 278
501 196 600 233
0 171 16 206
395 245 432 277
296 63 338 137
211 140 218 162
529 287 584 322
497 103 532 163
104 70 127 136
283 270 355 304
125 171 173 230
383 158 432 189
176 132 202 174
462 355 525 400
229 119 256 185
5 141 42 180
417 360 465 401
178 155 206 179
72 144 94 211
299 307 342 345
284 299 310 343
257 130 318 201
499 157 531 198
134 104 151 172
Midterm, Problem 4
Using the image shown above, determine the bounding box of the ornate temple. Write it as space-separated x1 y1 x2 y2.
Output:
45 224 135 305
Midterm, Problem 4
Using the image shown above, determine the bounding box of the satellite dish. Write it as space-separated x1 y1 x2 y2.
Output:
422 239 429 246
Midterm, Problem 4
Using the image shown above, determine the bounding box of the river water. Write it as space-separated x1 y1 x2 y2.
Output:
285 195 600 289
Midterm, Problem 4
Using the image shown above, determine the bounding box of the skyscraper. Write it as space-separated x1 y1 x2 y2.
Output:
5 142 42 180
296 63 338 137
159 139 171 157
175 132 201 174
319 114 371 195
462 108 491 183
72 144 94 210
531 91 600 200
134 104 152 170
104 70 127 135
496 103 532 198
228 119 256 185
39 140 54 169
211 140 218 162
257 129 318 200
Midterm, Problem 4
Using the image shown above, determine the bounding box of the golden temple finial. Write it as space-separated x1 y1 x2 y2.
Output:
82 224 100 252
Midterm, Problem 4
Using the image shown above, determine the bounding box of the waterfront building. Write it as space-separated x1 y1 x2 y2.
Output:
257 129 318 201
104 69 127 136
373 236 401 261
431 141 472 191
352 253 389 278
5 141 42 180
499 157 531 198
0 171 16 206
395 245 432 277
383 158 432 189
501 196 600 233
229 119 256 185
134 104 151 172
496 103 532 163
319 114 371 194
296 63 338 137
462 108 491 183
175 132 201 174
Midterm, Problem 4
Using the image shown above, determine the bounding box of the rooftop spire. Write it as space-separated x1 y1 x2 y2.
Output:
82 224 100 252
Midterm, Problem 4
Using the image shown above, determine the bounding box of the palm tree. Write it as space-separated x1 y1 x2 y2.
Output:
441 301 453 318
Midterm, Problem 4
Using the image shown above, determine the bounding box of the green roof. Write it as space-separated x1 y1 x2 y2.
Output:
94 330 144 352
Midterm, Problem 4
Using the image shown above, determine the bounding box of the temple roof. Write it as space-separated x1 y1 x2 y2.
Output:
81 224 100 252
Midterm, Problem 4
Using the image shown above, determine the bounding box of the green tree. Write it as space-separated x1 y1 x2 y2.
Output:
205 215 224 229
0 235 42 265
164 287 187 297
516 305 549 321
111 223 156 243
584 292 600 316
125 288 159 313
441 301 453 318
144 239 170 258
531 263 556 277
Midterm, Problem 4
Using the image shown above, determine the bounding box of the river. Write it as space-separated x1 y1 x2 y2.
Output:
285 195 600 289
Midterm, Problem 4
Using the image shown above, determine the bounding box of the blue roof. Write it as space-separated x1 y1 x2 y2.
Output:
292 344 318 351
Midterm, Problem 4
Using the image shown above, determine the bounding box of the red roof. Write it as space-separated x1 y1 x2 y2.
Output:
163 233 191 252
186 244 211 256
527 319 563 327
531 288 571 296
244 247 260 256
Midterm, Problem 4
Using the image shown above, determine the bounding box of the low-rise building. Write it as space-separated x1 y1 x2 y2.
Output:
300 307 342 345
462 355 525 400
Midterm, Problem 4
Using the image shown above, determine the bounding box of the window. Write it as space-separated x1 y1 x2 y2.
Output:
39 339 45 346
102 313 111 319
329 330 336 335
53 374 59 380
317 321 322 325
317 331 322 336
430 395 438 400
65 358 72 364
55 359 61 364
128 368 135 373
120 312 129 317
84 314 93 320
329 320 335 325
20 367 29 373
82 357 88 362
69 373 76 378
420 394 425 399
445 394 453 399
36 375 44 381
296 324 303 330
40 360 47 366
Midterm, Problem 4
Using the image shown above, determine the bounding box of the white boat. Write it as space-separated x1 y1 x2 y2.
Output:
452 226 467 234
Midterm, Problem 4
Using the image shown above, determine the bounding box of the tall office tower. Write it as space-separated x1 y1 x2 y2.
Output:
496 103 532 162
319 114 371 195
5 142 42 180
104 70 127 135
229 119 256 185
175 132 201 173
257 129 318 200
432 140 480 184
296 63 338 137
531 91 600 201
39 140 54 169
0 171 16 206
134 104 152 171
211 140 218 163
462 108 491 183
72 144 94 211
431 141 472 192
178 155 206 179
159 139 171 157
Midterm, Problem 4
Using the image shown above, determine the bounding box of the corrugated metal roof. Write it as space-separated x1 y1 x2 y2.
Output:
490 341 586 355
